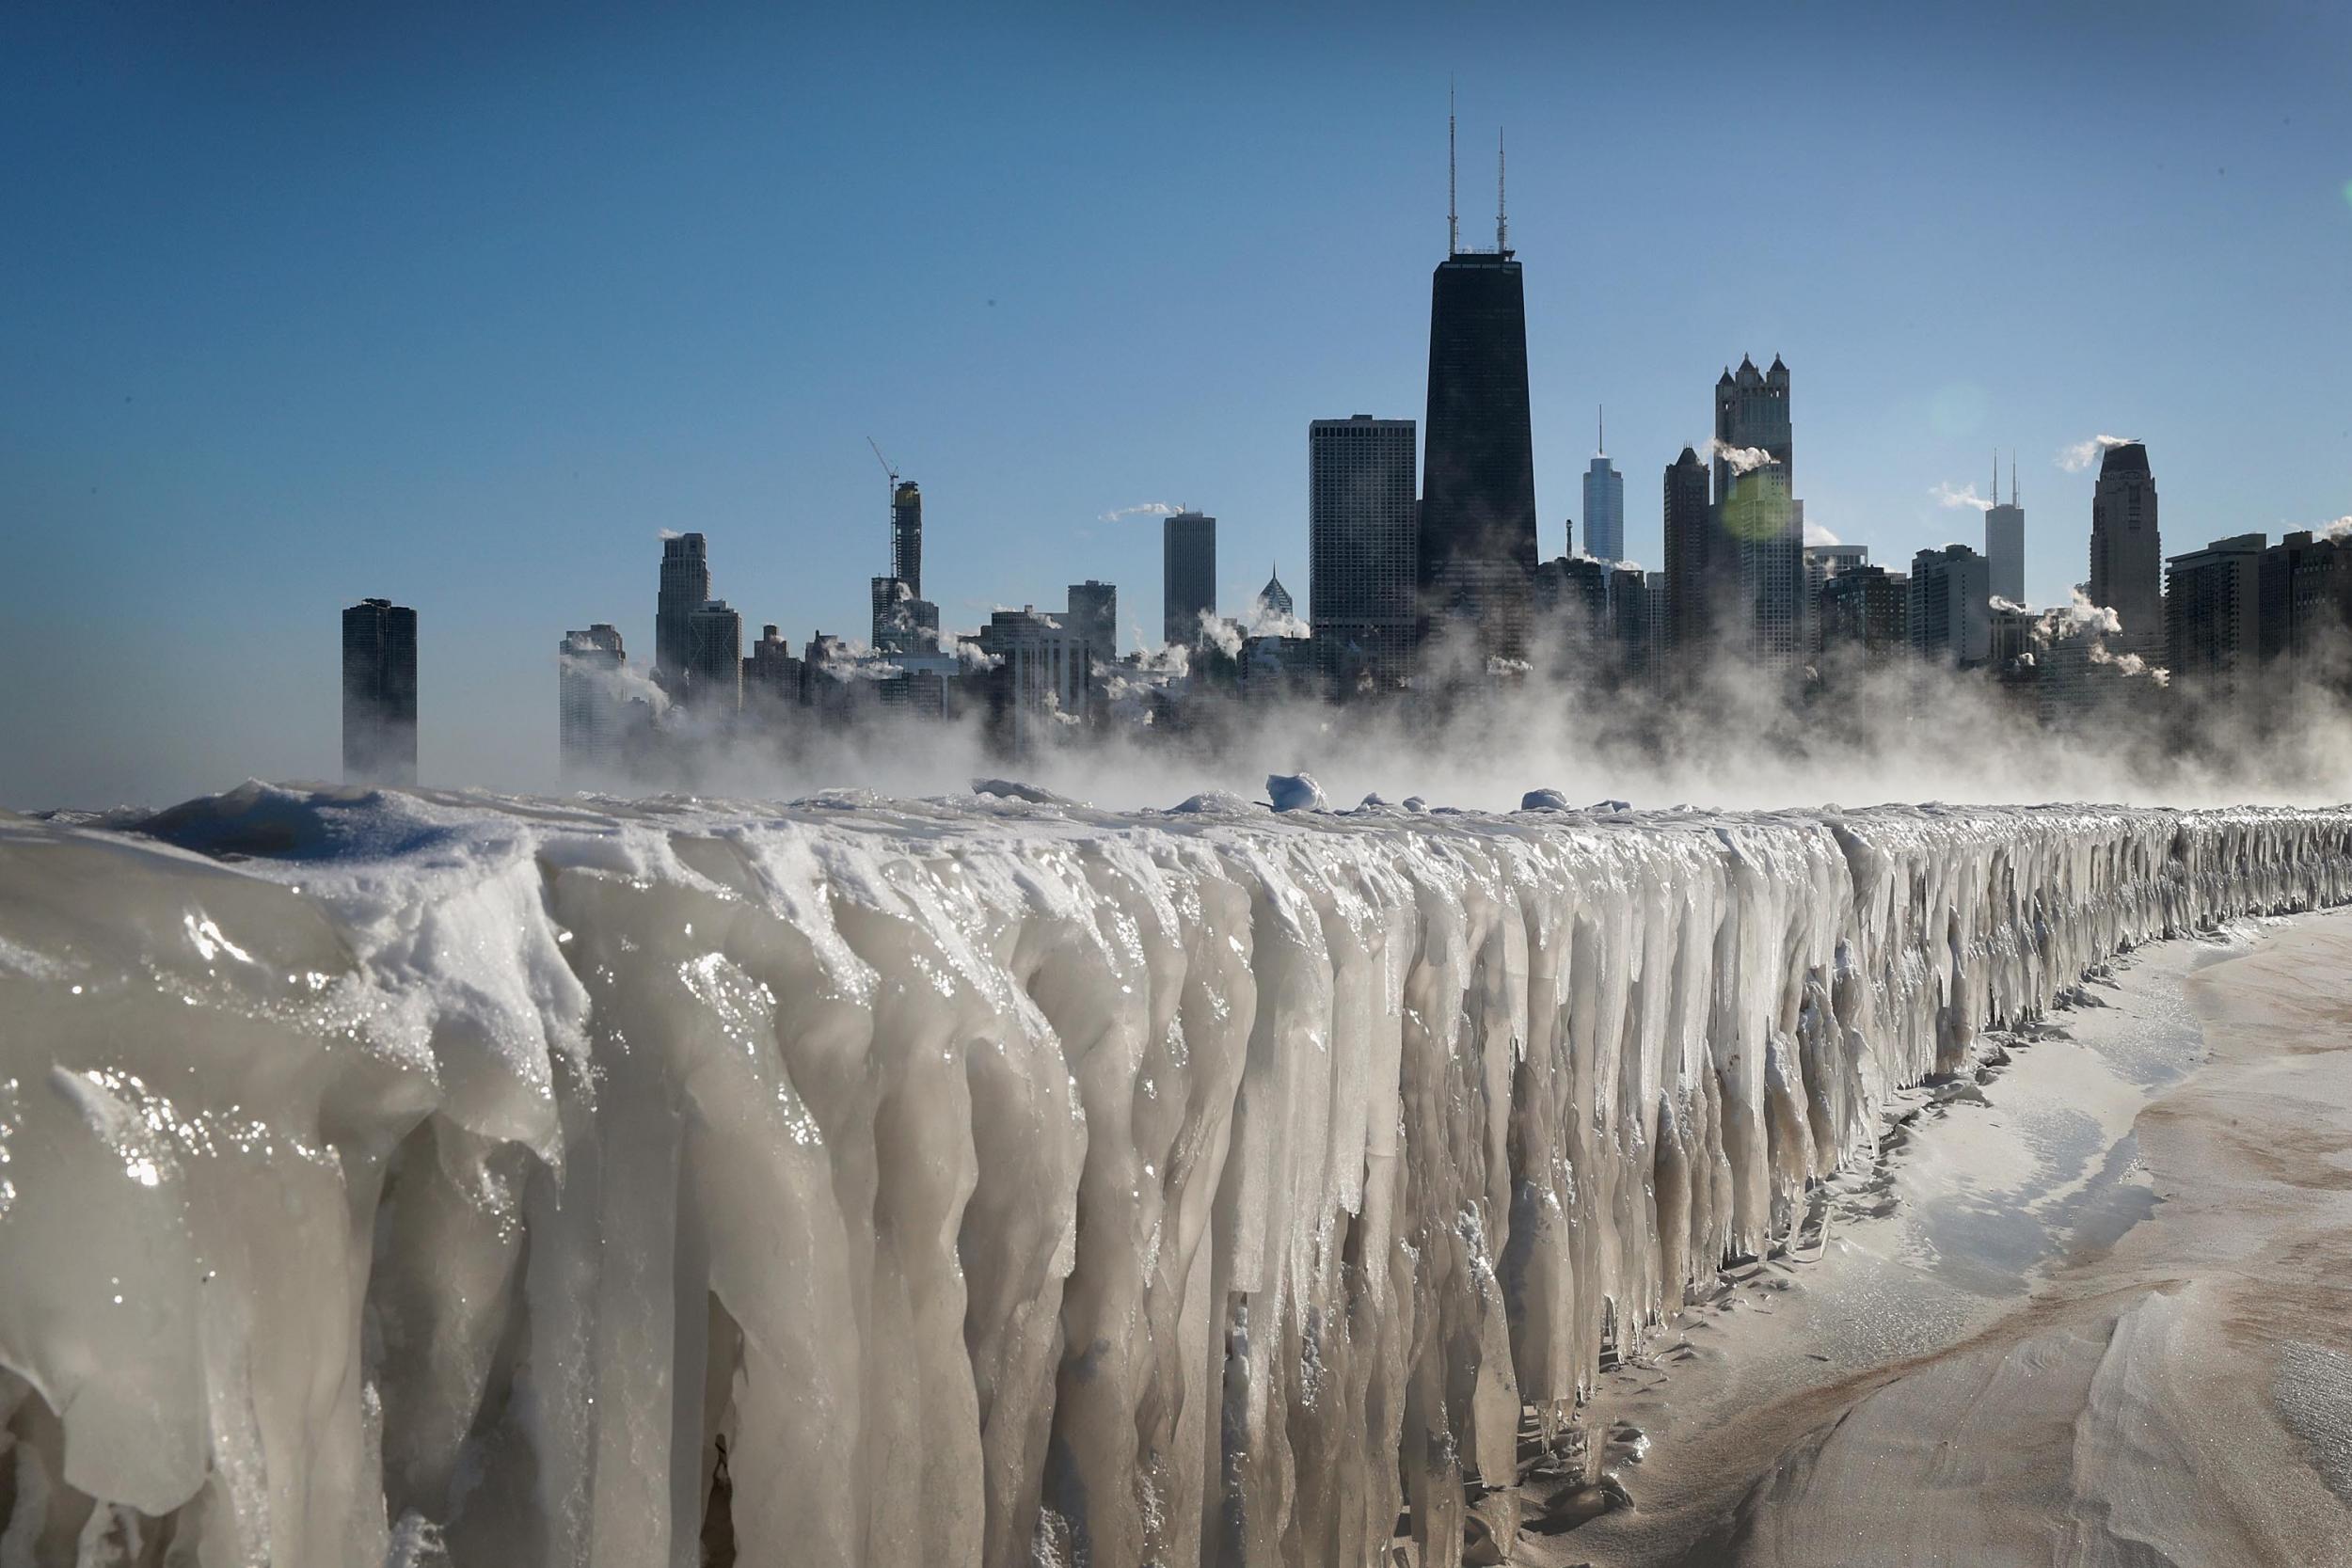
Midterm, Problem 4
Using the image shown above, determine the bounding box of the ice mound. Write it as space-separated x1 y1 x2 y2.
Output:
1263 771 1327 812
1 791 2348 1566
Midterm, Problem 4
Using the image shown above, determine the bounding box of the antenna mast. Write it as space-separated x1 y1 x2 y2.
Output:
1447 81 1458 255
1597 404 1605 457
1496 127 1507 252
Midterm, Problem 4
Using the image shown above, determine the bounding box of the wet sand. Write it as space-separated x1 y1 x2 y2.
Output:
1495 910 2352 1567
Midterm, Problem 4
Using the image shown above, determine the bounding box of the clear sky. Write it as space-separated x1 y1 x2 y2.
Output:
5 1 2349 806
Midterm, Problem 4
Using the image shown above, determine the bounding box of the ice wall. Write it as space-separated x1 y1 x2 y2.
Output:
2 786 2348 1568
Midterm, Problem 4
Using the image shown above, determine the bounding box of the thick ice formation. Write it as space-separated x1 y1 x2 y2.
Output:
1 785 2348 1567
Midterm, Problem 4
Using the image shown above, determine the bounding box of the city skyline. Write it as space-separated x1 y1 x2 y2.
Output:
7 3 2352 804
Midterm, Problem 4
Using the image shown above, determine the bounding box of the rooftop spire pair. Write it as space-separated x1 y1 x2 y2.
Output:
1992 450 2021 507
1446 82 1506 256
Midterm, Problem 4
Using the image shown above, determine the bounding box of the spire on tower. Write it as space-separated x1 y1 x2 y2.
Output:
1496 126 1508 253
2011 451 2020 507
1447 81 1458 256
1597 404 1606 457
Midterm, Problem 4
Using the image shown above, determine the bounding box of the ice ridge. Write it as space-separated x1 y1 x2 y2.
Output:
0 784 2348 1566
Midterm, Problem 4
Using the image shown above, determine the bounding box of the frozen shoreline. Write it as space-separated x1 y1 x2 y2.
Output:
1532 910 2352 1568
2 786 2350 1566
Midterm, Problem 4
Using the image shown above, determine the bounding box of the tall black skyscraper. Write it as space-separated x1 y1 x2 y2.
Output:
2089 441 2162 662
891 481 923 596
1661 446 1715 659
657 532 710 682
1309 415 1419 689
1417 115 1537 653
342 597 418 784
1164 511 1216 645
1419 267 1537 647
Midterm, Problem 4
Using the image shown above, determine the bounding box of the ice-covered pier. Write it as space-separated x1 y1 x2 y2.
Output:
2 785 2348 1566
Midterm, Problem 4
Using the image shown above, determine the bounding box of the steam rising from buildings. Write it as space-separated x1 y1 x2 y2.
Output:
1708 438 1776 475
2059 434 2137 472
1934 481 1996 512
1100 501 1183 521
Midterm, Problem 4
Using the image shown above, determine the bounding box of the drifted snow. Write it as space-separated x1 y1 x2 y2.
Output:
1 785 2348 1567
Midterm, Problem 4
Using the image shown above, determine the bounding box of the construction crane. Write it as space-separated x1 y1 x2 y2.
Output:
866 436 898 491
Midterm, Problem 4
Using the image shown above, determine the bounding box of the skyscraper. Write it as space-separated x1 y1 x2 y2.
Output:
684 599 742 713
657 533 710 684
1661 445 1716 659
1257 569 1293 620
1909 545 1993 667
1802 542 1869 656
871 577 939 657
1712 356 1803 670
1065 579 1118 672
1309 415 1418 689
2165 533 2265 696
1419 120 1537 654
2089 441 2163 661
1984 454 2026 606
1581 409 1624 563
891 480 923 596
558 624 628 783
1164 511 1216 646
342 598 418 784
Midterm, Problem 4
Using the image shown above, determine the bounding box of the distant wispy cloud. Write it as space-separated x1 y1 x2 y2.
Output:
2058 435 2136 473
1933 482 1994 513
1101 501 1183 522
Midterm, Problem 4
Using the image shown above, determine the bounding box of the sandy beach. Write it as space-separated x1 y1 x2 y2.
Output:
1488 909 2352 1568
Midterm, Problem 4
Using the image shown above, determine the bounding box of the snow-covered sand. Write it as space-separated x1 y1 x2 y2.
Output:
0 785 2348 1566
1537 911 2352 1567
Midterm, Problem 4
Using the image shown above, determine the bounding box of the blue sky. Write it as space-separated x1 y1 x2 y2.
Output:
5 2 2349 804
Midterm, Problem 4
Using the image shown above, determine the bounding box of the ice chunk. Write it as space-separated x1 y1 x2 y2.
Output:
1264 773 1327 812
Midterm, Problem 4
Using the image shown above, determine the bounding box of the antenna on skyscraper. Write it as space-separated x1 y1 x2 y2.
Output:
1447 81 1458 256
1597 404 1606 457
2010 451 2019 507
1992 451 1998 503
1496 127 1508 253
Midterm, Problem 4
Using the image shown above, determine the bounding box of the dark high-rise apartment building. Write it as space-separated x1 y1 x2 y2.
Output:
657 533 710 684
1420 247 1538 649
1909 545 1993 667
891 481 923 596
1984 455 2026 606
2262 530 2352 670
1309 415 1419 689
2165 533 2265 695
2089 442 2163 661
1164 511 1216 646
1712 356 1803 670
684 599 742 713
342 598 419 784
1661 446 1716 659
1819 565 1909 657
1065 580 1118 672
